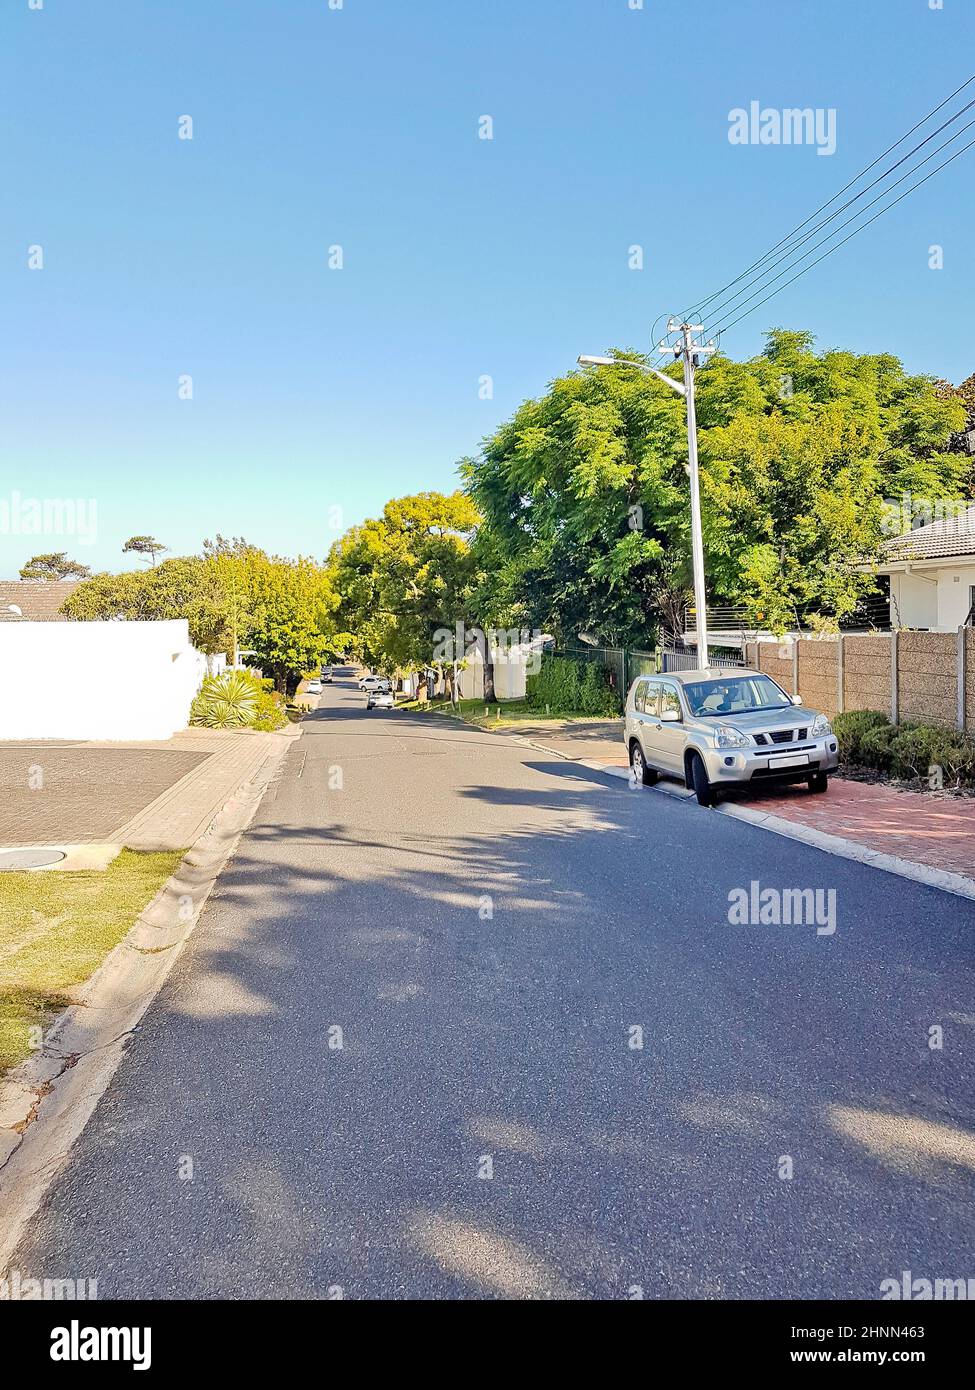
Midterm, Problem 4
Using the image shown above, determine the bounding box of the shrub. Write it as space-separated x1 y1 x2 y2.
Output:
191 671 262 728
890 725 975 785
858 723 898 771
579 661 620 716
832 709 890 765
832 707 975 786
251 690 289 732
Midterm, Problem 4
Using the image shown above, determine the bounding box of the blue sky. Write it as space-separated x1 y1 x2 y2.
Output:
3 0 973 574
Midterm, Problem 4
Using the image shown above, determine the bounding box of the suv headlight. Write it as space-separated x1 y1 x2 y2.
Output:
714 725 749 748
811 714 831 737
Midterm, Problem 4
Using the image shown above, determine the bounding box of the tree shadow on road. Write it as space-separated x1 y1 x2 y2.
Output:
12 745 975 1300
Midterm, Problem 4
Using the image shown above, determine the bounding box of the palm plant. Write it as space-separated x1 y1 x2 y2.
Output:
190 671 261 728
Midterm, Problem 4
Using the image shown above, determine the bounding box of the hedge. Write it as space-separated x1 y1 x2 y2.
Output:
526 655 622 717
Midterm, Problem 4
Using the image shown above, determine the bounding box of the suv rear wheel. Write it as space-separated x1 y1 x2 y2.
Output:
688 751 715 807
630 741 657 786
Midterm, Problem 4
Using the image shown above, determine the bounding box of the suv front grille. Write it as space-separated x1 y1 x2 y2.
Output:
754 728 807 746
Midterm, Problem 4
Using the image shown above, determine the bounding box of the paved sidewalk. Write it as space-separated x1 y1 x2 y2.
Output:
498 718 627 766
111 729 294 849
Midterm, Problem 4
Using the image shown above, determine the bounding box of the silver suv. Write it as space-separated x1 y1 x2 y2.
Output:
624 667 839 806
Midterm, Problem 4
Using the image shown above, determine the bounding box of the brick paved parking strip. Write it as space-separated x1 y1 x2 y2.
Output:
736 777 975 882
0 747 209 845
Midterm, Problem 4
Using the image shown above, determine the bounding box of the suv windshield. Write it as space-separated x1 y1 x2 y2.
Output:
682 673 792 718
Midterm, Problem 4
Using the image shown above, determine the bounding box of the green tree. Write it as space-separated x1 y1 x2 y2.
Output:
328 491 482 676
61 556 232 654
19 552 92 581
245 554 338 695
462 331 967 642
64 546 338 691
955 372 975 429
122 535 169 566
202 535 263 667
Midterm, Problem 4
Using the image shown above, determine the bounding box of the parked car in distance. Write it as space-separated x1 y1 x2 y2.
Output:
320 669 333 683
305 679 322 695
358 675 390 692
624 667 839 806
367 690 395 711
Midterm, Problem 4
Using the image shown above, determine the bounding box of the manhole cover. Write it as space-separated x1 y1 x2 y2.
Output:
0 848 67 871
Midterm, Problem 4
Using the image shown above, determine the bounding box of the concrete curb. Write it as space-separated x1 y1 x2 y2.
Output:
0 727 298 1270
573 756 975 903
109 726 298 850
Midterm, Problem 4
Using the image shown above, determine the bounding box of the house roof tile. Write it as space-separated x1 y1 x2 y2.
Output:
881 503 975 563
0 580 82 620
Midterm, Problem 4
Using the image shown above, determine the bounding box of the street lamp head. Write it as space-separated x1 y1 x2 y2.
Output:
577 355 616 366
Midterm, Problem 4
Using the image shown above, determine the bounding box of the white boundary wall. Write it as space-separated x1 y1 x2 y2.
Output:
0 620 208 740
456 646 532 701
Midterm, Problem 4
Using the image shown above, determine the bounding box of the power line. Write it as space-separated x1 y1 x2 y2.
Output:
694 100 975 331
701 113 975 332
685 72 975 321
709 134 975 337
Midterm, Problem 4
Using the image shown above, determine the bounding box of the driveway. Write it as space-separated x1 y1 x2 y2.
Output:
7 678 975 1298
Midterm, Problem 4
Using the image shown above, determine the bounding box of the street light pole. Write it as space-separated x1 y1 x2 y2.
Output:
578 326 715 666
675 324 711 666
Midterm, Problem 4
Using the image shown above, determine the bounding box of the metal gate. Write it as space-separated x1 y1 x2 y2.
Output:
660 645 745 672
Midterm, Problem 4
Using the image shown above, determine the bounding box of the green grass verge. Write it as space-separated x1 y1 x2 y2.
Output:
0 849 184 1074
396 697 617 728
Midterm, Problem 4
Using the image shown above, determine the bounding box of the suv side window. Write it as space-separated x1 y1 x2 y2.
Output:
633 680 647 714
643 681 662 717
660 685 682 720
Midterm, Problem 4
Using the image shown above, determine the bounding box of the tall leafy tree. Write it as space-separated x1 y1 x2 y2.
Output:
62 545 339 690
463 330 967 642
328 491 481 675
122 535 169 566
244 553 338 694
60 556 232 654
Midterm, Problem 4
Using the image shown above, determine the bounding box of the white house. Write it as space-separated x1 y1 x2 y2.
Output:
877 503 975 631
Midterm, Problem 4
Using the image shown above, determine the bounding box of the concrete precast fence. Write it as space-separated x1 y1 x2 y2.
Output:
745 630 974 732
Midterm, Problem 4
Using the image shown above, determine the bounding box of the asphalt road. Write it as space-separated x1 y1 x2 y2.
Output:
10 679 975 1298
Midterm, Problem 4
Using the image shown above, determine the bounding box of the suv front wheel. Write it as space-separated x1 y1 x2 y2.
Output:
687 751 715 807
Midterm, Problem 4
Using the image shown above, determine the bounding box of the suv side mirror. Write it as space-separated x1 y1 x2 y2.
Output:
791 693 803 705
660 708 682 722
